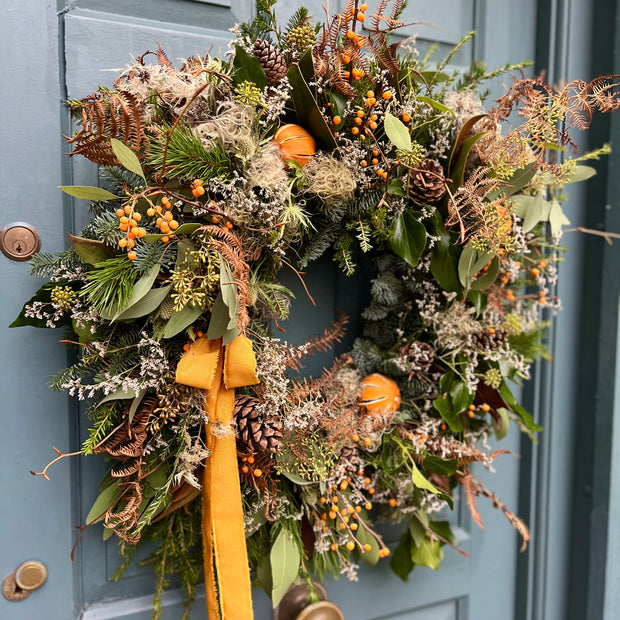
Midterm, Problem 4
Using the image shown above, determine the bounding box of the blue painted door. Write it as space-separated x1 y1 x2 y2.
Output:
0 1 555 619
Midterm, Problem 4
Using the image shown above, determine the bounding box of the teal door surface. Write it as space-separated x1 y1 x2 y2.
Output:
4 1 618 619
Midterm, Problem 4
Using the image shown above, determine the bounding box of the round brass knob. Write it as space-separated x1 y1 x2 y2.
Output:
15 561 47 591
2 561 47 602
296 601 344 620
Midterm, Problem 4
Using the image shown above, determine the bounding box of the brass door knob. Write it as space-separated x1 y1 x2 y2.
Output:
296 601 344 620
2 561 48 602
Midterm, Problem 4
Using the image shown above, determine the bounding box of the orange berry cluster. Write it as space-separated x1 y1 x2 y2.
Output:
360 148 388 180
191 178 205 197
146 196 179 244
466 403 491 419
240 454 263 478
116 204 147 261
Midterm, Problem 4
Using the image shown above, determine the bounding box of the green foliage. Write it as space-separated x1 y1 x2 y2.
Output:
28 249 81 278
81 256 137 315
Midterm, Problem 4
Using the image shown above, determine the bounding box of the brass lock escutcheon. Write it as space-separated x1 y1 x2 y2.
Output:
2 561 48 602
0 222 41 261
274 582 344 620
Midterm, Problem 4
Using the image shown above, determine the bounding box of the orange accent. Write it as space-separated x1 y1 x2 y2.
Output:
273 124 316 168
360 373 401 415
175 335 258 620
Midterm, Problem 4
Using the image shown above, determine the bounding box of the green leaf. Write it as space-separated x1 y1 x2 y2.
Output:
115 285 171 321
280 471 316 486
565 164 597 183
390 211 427 267
493 407 511 440
488 161 538 200
423 456 458 476
86 482 120 524
431 243 462 293
232 44 267 89
59 186 120 201
287 63 337 151
411 537 443 570
207 293 230 340
128 388 148 424
356 523 380 566
112 263 160 319
270 529 301 607
468 290 487 316
408 518 427 547
388 178 405 196
384 111 412 150
429 521 455 544
10 283 70 329
499 382 542 434
448 131 487 194
110 138 145 180
470 256 500 291
390 534 414 582
163 303 203 339
66 233 111 265
98 387 137 405
458 245 492 287
222 325 241 346
143 223 201 241
549 199 569 235
220 260 239 326
411 460 441 495
522 193 547 233
417 95 454 115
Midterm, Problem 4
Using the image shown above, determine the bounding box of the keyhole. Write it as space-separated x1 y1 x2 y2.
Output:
15 243 23 254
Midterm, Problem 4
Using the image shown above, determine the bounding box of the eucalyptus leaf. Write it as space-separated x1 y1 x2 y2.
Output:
115 285 171 321
384 111 412 150
67 233 112 266
280 471 315 486
222 325 241 346
128 388 148 423
110 138 145 180
270 529 301 608
522 193 547 233
390 211 427 267
163 303 203 339
458 245 492 287
220 260 238 322
112 263 160 319
549 199 569 235
207 293 230 340
59 186 120 201
99 387 137 405
565 165 597 183
470 256 500 291
86 482 120 524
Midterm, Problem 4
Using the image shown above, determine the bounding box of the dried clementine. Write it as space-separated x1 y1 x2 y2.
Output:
273 123 316 168
360 373 401 414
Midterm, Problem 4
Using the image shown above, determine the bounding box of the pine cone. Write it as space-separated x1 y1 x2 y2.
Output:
286 24 316 54
471 327 508 351
399 341 434 375
252 40 288 87
409 159 447 204
338 445 363 476
234 395 282 454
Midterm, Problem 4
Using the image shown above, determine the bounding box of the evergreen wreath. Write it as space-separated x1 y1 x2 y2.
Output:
13 0 620 617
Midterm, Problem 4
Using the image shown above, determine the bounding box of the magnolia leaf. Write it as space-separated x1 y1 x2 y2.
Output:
143 223 201 241
67 233 112 265
115 285 171 321
390 534 414 582
10 282 71 329
99 387 137 405
390 211 427 267
384 111 412 150
470 256 500 291
163 303 203 339
103 527 115 541
86 482 120 525
410 460 440 495
411 537 443 570
232 44 267 89
493 407 511 440
565 164 597 183
448 131 487 194
112 263 160 319
110 138 145 180
270 529 301 608
431 242 462 293
59 185 120 201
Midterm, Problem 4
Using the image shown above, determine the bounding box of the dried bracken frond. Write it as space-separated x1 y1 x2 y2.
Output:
66 90 148 166
284 311 349 371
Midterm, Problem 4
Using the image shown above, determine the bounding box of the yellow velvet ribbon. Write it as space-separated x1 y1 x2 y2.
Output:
175 335 259 620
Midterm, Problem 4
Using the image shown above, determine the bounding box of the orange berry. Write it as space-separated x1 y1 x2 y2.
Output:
332 496 339 504
357 12 365 21
211 216 219 224
352 127 360 135
360 160 367 168
164 211 173 221
402 113 411 123
161 196 171 206
127 251 137 260
360 3 368 11
339 522 347 530
342 54 351 64
329 511 338 520
346 30 356 40
160 224 170 234
127 238 135 248
440 423 447 431
389 498 397 507
351 523 358 531
253 469 263 477
481 404 491 412
183 344 190 352
333 115 342 125
247 456 255 464
196 331 204 338
356 110 365 118
355 506 362 513
320 497 327 504
133 212 141 222
380 548 390 558
368 97 376 106
346 541 355 551
119 216 129 224
129 219 137 228
369 121 378 130
371 158 379 165
119 222 129 232
116 209 125 217
124 205 132 215
226 221 234 229
354 117 363 125
136 228 147 238
363 437 372 447
191 189 199 197
468 404 476 411
330 543 338 551
169 220 179 230
118 238 128 248
340 481 348 490
193 179 203 187
241 465 249 474
383 91 393 100
467 411 475 418
377 169 384 177
363 544 372 552
365 502 372 510
147 208 155 217
368 487 375 495
352 433 360 442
